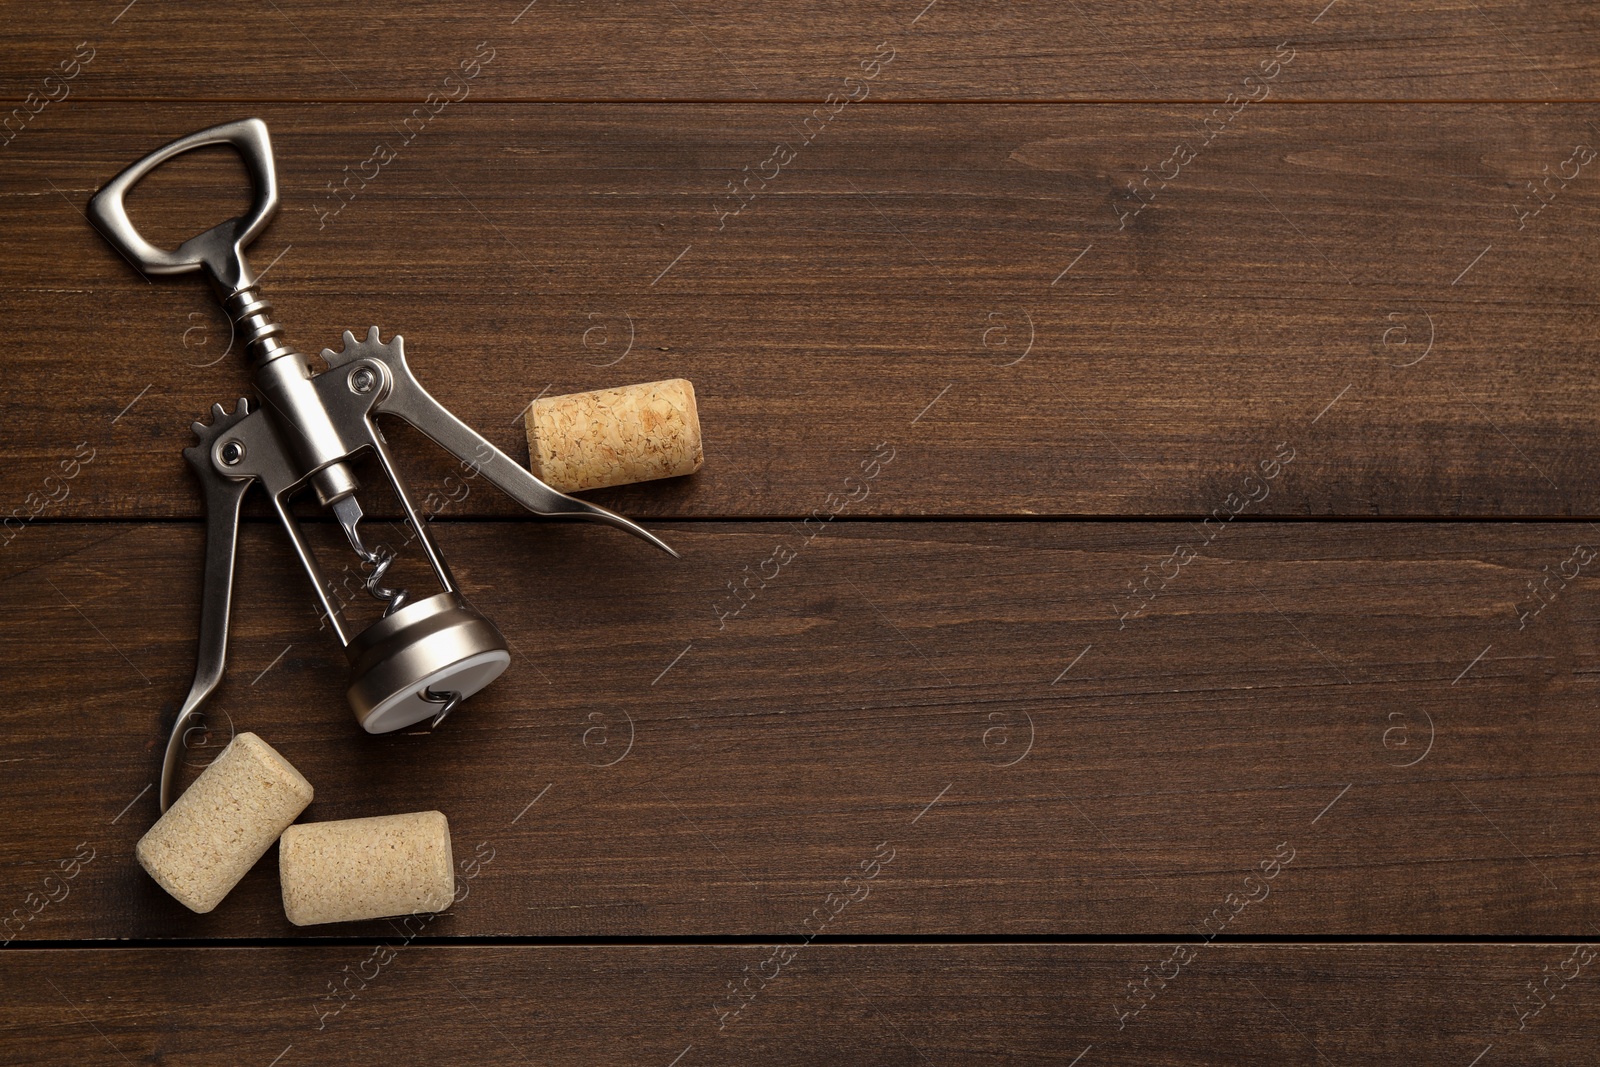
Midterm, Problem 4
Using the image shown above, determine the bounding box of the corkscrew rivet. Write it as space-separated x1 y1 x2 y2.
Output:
348 366 376 394
219 440 245 466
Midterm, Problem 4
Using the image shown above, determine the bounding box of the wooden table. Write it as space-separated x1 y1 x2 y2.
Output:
3 3 1598 1062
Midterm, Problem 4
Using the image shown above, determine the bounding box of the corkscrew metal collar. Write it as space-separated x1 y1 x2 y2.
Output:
88 119 677 812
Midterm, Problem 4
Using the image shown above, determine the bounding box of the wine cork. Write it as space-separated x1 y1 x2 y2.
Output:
279 810 454 926
135 732 314 914
526 378 702 492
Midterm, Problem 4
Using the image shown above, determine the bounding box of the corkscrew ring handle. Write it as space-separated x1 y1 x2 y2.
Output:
87 117 278 295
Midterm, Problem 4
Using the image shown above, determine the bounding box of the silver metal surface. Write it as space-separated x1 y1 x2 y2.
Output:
343 592 508 733
321 328 682 558
421 687 463 729
160 399 255 812
254 347 361 504
330 494 368 556
87 118 277 296
89 119 679 808
358 543 413 616
220 286 294 368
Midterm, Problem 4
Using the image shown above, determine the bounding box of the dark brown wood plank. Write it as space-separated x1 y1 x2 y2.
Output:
3 521 1597 938
1 1 1596 104
2 103 1597 519
2 944 1594 1064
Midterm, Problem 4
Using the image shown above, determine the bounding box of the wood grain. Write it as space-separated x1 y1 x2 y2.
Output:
2 103 1597 519
2 944 1594 1065
1 0 1596 103
4 5 1597 1058
3 521 1597 939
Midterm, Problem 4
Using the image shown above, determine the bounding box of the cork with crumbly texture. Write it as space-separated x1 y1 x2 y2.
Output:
526 378 703 493
135 732 314 914
279 810 454 926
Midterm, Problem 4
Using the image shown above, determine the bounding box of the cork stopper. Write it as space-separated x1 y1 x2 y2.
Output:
135 732 314 914
279 810 454 926
525 378 702 493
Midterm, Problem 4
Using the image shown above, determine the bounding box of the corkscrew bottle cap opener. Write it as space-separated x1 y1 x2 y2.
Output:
88 119 678 811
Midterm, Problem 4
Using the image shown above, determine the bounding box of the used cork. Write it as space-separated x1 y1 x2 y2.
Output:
279 810 454 926
526 378 702 493
135 732 314 914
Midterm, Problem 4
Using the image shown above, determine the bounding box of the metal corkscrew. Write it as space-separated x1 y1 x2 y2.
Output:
87 119 678 811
